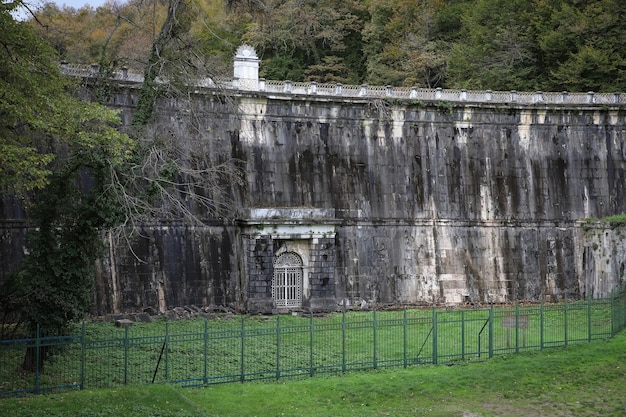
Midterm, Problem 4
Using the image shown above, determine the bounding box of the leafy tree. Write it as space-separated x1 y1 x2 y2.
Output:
446 0 539 90
194 0 250 76
0 1 133 194
0 0 135 357
537 0 626 92
446 0 626 92
532 0 583 87
29 0 169 70
2 1 241 365
229 0 367 84
361 0 459 88
132 0 197 128
361 1 403 85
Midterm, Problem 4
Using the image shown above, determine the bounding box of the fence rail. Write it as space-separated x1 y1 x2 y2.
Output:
2 293 626 397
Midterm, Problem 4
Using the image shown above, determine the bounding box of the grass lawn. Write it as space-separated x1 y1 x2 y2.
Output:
1 330 625 417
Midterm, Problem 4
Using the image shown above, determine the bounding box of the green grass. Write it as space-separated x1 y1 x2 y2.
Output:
0 384 202 417
599 214 626 222
2 330 625 417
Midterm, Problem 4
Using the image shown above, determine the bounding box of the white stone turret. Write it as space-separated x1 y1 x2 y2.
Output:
233 45 259 90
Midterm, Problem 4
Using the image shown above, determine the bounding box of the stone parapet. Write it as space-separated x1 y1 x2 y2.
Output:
60 62 622 106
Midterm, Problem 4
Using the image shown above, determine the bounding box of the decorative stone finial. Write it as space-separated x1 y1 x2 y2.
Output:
235 44 257 59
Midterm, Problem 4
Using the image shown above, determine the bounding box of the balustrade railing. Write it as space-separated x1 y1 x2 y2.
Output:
61 63 623 105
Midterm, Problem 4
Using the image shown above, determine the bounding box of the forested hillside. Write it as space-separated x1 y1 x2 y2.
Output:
30 0 625 92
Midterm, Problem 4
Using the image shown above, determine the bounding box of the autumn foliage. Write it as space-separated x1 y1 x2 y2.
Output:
28 0 626 92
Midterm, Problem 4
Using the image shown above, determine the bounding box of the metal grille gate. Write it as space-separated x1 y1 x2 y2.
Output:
272 252 303 307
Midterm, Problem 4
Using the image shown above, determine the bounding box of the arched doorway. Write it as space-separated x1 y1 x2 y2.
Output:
272 252 303 308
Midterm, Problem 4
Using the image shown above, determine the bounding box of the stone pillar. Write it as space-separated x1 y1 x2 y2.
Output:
244 234 275 313
233 44 260 90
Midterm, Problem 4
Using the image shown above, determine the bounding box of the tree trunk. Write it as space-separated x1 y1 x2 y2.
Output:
22 345 49 373
133 0 189 127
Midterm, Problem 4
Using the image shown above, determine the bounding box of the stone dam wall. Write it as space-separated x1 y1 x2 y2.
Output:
2 78 626 314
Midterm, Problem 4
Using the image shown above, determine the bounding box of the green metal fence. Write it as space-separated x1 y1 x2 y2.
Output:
2 293 626 397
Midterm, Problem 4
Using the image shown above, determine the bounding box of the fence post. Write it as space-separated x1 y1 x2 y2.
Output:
373 310 378 369
123 326 129 385
620 289 624 334
615 288 619 332
35 323 41 395
620 291 624 334
617 288 621 335
403 308 408 368
276 315 280 380
616 290 620 336
539 299 544 350
609 289 622 337
341 310 346 373
80 322 86 390
165 321 170 382
564 298 568 347
461 310 465 361
432 308 438 365
610 288 616 336
488 305 494 358
515 301 520 353
587 294 592 342
204 320 208 385
309 313 314 377
240 316 245 383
